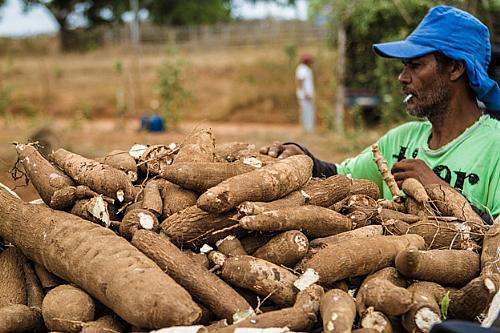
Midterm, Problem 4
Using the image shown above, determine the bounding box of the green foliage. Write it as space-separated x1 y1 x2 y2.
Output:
53 65 64 79
15 0 232 50
440 291 450 320
146 0 232 25
16 100 37 118
309 0 500 125
0 85 11 116
114 60 123 75
113 60 126 129
284 43 298 67
157 46 190 129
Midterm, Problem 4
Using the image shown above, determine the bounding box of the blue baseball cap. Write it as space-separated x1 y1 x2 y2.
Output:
373 5 500 111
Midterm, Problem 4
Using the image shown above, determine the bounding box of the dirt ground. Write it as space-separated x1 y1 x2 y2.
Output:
0 116 382 202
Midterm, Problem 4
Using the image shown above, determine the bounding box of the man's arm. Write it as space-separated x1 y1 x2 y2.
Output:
284 143 337 178
391 159 448 188
259 142 337 178
392 158 494 224
296 78 304 92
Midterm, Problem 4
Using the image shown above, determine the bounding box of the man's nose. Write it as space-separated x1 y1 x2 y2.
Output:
398 68 411 84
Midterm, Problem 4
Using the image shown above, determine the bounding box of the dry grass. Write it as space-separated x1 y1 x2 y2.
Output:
0 42 385 201
1 44 336 123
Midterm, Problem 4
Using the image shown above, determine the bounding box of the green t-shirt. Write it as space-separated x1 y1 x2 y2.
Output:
336 114 500 218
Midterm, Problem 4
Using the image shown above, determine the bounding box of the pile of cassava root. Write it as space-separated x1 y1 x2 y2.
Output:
0 128 498 333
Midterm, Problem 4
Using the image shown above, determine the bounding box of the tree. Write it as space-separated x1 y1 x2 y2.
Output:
19 0 126 50
309 0 500 126
14 0 235 51
145 0 232 26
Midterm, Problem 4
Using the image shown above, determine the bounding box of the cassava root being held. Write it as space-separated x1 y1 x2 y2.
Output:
371 144 401 202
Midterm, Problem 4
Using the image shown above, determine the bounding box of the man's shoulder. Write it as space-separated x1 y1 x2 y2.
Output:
296 63 311 74
385 120 430 136
470 114 500 142
377 120 430 149
482 113 500 131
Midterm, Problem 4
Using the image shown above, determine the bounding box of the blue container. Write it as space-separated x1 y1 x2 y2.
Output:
140 115 165 132
148 115 165 132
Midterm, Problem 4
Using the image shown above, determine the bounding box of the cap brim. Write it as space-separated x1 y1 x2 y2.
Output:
373 40 437 59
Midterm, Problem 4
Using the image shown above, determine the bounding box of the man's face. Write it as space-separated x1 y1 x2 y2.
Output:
399 54 451 119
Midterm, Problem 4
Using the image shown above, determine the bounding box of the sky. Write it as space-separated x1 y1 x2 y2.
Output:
0 0 309 37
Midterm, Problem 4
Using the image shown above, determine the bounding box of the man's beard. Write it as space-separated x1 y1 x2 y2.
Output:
405 77 450 120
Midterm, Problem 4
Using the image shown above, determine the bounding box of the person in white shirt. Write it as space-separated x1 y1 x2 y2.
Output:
295 54 315 133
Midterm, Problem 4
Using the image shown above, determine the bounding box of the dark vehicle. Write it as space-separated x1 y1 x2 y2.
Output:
487 43 500 117
489 44 500 84
345 88 382 126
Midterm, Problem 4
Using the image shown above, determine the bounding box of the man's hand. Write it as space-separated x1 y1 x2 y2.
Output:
259 141 305 159
391 159 447 187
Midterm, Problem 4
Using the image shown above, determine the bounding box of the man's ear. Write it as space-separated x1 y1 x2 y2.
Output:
449 60 467 81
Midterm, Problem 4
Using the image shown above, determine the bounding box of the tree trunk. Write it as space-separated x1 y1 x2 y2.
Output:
54 15 81 52
59 25 81 51
335 23 346 136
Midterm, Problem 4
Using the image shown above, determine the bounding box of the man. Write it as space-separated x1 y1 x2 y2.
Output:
296 54 316 133
261 5 500 222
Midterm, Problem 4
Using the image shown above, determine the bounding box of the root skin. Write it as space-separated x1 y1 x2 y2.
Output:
360 309 393 333
252 230 309 267
16 143 75 208
396 247 480 286
119 208 159 240
240 205 353 238
161 162 255 193
161 180 198 217
131 230 251 321
402 178 429 204
173 128 216 164
371 144 400 202
320 289 356 333
356 267 412 316
0 304 44 333
50 148 136 202
0 189 201 328
142 179 163 216
310 225 383 248
216 236 248 257
197 155 313 214
304 234 425 285
402 282 444 333
220 255 299 307
302 175 351 207
161 205 242 247
22 260 44 309
0 247 27 308
448 275 498 320
41 284 95 333
214 284 323 333
383 219 480 250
